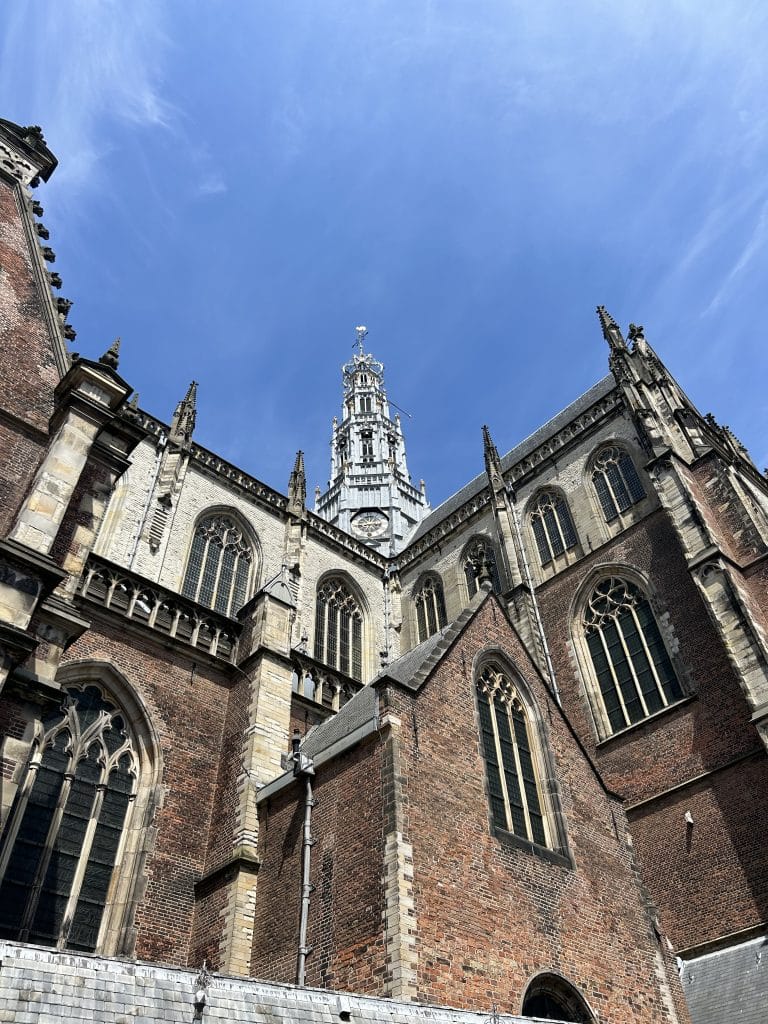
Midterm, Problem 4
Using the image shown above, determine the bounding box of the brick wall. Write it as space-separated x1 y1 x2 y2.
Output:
251 737 387 993
535 507 768 953
250 597 690 1022
59 619 234 966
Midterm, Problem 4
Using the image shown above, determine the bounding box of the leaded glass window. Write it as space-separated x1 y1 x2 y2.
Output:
530 492 578 566
314 577 363 680
0 686 137 952
464 539 502 597
182 514 253 616
592 447 646 522
476 665 547 846
583 577 683 733
414 575 447 643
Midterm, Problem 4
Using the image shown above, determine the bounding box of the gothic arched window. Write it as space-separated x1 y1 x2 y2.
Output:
476 664 547 847
522 974 594 1022
314 577 363 680
530 492 578 566
414 575 447 643
463 538 502 598
0 685 137 952
583 577 683 733
182 514 253 616
592 446 645 522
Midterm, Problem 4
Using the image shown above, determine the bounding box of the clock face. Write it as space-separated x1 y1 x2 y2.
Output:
352 511 388 539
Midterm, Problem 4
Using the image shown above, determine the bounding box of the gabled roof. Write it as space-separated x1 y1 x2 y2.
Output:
405 375 616 547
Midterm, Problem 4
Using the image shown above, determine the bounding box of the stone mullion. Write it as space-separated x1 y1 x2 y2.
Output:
629 604 670 709
0 757 42 884
487 686 513 834
58 780 108 950
613 612 651 719
596 625 631 729
19 764 76 940
506 699 536 842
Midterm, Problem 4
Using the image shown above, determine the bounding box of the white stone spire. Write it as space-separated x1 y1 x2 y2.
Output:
315 327 430 553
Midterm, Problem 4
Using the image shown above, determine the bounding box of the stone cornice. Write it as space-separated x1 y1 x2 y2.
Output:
396 386 623 571
120 405 389 571
119 386 623 576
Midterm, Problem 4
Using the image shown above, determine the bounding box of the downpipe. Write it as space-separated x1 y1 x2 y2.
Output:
289 729 316 986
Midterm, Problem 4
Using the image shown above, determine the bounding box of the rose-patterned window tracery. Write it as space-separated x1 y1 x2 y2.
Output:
583 577 683 733
0 685 137 952
414 575 447 643
592 447 645 522
314 577 363 680
476 665 547 846
182 514 253 616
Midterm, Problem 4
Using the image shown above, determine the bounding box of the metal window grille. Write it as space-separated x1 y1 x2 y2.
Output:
314 578 363 681
181 515 253 616
476 665 547 846
584 577 683 733
592 448 646 523
530 493 578 566
414 576 447 643
0 686 137 952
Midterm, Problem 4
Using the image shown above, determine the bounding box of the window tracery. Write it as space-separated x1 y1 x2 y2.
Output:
414 575 447 643
463 539 502 597
476 664 547 846
530 492 578 566
181 514 253 616
591 446 645 522
0 686 137 953
314 577 364 680
583 577 683 733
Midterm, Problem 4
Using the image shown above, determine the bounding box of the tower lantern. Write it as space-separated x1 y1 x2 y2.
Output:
315 326 430 553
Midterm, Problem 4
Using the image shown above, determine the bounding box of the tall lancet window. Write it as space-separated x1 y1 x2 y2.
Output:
476 664 547 846
583 577 683 733
414 575 447 643
314 577 364 680
592 446 645 522
464 539 502 597
0 686 137 952
182 514 253 616
530 492 578 566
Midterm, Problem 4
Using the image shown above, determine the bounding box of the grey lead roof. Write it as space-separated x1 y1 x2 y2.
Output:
301 683 379 760
406 374 616 546
680 936 768 1024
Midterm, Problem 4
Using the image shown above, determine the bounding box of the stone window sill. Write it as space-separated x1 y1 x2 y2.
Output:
493 826 573 869
595 694 697 749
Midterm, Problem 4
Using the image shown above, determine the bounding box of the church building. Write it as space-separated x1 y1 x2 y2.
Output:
0 116 766 1023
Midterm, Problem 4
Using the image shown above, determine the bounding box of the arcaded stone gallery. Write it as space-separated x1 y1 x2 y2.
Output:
0 117 766 1023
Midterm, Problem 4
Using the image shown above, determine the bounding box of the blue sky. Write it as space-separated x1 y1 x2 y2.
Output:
2 1 767 507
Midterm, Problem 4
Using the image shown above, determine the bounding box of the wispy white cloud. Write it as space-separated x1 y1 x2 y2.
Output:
703 198 768 315
0 0 173 193
195 173 227 198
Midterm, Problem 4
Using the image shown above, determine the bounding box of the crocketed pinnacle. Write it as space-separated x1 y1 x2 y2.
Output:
482 424 504 491
170 380 198 444
288 450 307 512
596 306 626 350
98 337 121 370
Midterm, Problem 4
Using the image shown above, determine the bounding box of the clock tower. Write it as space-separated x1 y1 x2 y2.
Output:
315 327 430 553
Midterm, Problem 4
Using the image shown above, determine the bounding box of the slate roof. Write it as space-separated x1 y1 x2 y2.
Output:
406 374 616 546
0 940 546 1023
371 588 488 691
680 935 768 1024
301 683 379 760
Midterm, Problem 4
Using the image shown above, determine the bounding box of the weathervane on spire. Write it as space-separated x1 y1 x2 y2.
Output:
355 324 368 355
